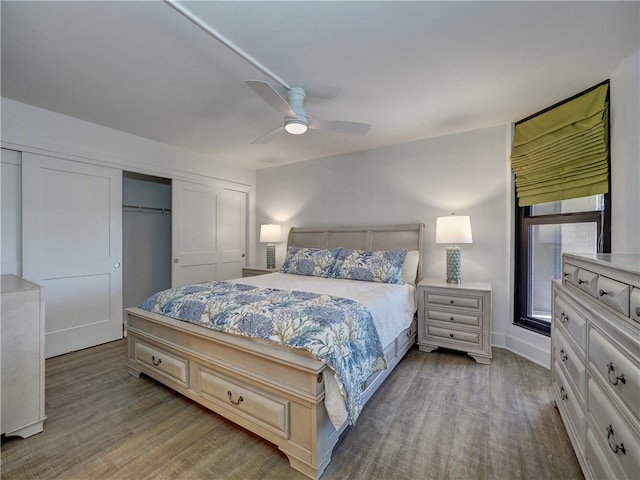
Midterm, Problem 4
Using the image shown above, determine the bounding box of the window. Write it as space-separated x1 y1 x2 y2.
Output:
514 194 610 335
511 81 611 336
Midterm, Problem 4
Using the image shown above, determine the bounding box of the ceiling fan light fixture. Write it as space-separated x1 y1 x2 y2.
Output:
284 119 308 135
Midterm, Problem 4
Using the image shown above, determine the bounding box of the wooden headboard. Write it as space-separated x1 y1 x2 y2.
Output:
287 224 425 281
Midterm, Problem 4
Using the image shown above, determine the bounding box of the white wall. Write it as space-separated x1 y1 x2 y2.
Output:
256 124 525 359
1 98 254 188
611 51 640 254
256 50 640 367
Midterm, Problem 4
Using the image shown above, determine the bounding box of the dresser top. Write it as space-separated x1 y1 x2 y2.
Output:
1 274 41 293
564 253 640 274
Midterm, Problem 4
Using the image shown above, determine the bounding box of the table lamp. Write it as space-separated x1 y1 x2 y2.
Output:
260 224 281 269
435 214 473 284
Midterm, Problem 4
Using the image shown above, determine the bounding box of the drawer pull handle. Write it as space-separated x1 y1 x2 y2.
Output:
151 355 162 367
560 312 569 324
606 425 626 455
599 289 608 297
560 385 568 401
606 362 626 386
560 349 568 362
227 390 244 406
449 333 454 338
449 316 455 321
635 306 640 317
449 300 454 305
563 272 571 277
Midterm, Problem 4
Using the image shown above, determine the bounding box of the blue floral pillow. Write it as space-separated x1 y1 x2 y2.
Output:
331 248 408 284
281 247 339 277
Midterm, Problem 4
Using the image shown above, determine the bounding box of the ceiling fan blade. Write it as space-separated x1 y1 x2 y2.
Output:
245 80 295 118
251 125 284 144
308 119 371 136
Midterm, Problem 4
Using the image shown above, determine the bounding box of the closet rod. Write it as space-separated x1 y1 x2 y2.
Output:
123 204 172 214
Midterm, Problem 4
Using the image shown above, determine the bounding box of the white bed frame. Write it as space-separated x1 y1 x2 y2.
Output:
125 224 424 479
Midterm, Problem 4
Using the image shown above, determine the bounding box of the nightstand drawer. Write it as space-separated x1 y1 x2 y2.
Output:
426 325 481 346
425 292 482 311
425 308 482 327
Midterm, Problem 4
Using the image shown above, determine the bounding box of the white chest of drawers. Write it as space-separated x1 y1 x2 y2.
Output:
1 274 47 438
551 254 639 480
417 279 492 364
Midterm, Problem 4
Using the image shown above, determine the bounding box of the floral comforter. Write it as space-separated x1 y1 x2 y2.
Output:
139 281 387 424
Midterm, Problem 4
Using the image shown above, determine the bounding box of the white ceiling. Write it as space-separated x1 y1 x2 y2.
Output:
2 1 638 169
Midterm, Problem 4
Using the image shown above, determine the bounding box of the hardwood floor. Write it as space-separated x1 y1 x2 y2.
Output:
1 339 583 480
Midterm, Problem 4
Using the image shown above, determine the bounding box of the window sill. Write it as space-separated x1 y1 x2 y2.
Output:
513 317 550 337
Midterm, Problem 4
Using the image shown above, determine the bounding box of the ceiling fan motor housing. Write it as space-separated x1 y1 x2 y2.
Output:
287 87 309 125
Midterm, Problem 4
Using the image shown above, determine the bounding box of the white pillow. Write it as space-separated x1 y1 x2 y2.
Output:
401 250 420 286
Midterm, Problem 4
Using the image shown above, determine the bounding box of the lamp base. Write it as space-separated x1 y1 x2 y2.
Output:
266 244 276 269
445 245 462 284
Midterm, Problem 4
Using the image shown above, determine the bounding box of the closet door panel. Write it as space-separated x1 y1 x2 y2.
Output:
172 180 221 287
22 153 122 358
220 188 247 280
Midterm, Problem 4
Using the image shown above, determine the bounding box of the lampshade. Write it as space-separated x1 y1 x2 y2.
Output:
260 224 282 243
435 215 473 244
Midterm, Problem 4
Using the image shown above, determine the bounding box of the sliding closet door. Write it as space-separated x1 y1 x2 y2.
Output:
22 153 123 358
172 180 222 287
172 181 248 286
220 187 247 280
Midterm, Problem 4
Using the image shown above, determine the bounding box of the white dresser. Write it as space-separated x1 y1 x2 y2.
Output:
551 254 639 480
1 275 46 438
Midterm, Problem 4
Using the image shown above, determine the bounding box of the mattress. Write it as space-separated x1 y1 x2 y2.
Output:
231 272 416 427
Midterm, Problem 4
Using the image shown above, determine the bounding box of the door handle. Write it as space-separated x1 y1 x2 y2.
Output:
113 262 121 268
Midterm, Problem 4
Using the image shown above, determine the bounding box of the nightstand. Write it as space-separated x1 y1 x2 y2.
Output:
417 278 492 364
242 266 278 277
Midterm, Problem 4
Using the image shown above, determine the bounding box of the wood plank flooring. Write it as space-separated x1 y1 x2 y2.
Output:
1 340 583 479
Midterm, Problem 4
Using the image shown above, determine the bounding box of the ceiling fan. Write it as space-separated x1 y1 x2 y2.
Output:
246 80 372 144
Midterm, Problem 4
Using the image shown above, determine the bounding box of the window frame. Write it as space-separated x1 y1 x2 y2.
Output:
514 201 611 336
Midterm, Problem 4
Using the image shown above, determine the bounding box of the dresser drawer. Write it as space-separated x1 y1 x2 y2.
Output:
586 427 622 480
553 327 586 400
630 287 640 325
134 340 189 387
199 367 290 438
577 268 599 298
597 276 630 316
554 295 587 352
426 325 480 346
424 292 482 311
587 377 640 479
425 308 482 327
552 359 586 446
563 262 580 286
588 329 639 418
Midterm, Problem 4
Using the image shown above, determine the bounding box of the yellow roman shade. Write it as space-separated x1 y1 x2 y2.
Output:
511 82 609 206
